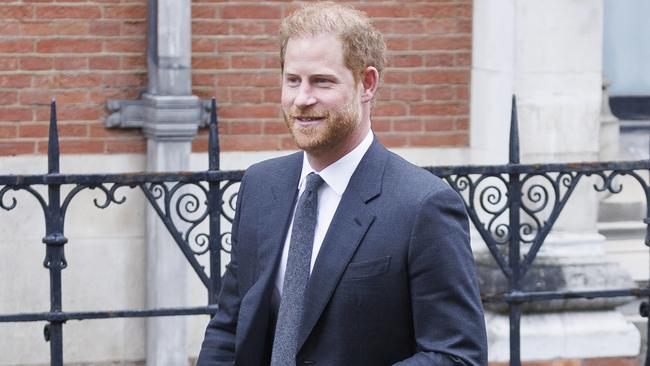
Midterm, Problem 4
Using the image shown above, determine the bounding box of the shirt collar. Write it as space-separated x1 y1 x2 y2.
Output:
298 130 374 196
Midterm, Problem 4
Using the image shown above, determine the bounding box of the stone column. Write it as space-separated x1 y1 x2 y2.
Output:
472 0 640 362
107 1 202 365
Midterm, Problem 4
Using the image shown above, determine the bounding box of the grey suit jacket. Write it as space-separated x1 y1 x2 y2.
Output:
197 140 487 366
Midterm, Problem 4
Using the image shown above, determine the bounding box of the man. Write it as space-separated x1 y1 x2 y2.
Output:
198 3 487 365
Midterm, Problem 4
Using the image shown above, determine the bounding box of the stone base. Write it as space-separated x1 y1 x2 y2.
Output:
489 356 640 366
486 310 641 363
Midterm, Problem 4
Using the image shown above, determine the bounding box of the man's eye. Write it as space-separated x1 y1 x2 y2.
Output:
285 77 300 87
314 78 331 85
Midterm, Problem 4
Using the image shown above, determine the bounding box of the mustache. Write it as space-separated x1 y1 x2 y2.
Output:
285 107 329 119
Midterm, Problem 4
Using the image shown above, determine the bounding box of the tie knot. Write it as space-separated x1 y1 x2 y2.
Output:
304 173 325 193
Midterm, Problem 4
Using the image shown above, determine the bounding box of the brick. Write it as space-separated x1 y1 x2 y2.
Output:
102 73 146 88
21 23 56 36
192 56 229 70
90 56 120 70
217 38 276 52
383 71 410 84
280 135 298 150
0 142 35 156
425 86 456 100
192 5 217 19
263 121 287 135
231 55 265 69
193 22 229 36
371 118 390 132
374 103 407 116
121 21 146 36
19 124 48 138
0 23 19 36
412 5 463 18
0 125 17 139
231 89 263 103
104 5 147 19
390 55 423 68
411 36 472 51
19 56 53 71
424 119 455 132
0 75 31 88
192 73 217 87
229 22 266 35
37 39 102 53
192 38 217 52
220 104 278 119
455 52 472 67
412 70 469 84
456 118 469 130
0 107 32 121
20 90 87 105
0 91 18 105
89 22 121 36
35 6 101 19
411 103 468 116
0 40 33 53
424 54 455 67
58 123 88 137
105 139 146 153
393 87 423 101
55 140 104 154
121 56 146 70
217 73 278 87
229 121 262 134
221 5 281 20
221 135 279 151
456 86 469 99
391 21 426 34
357 5 410 18
0 5 33 20
54 57 88 70
409 132 468 147
0 58 18 71
56 107 101 121
52 74 102 88
56 22 88 36
393 119 421 132
424 19 460 33
104 39 146 53
375 134 407 147
385 38 409 51
263 88 281 103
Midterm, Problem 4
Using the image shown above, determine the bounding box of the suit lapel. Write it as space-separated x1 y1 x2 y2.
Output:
235 152 302 364
297 141 388 350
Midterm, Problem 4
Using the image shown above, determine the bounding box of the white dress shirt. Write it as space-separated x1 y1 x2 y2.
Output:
275 130 374 295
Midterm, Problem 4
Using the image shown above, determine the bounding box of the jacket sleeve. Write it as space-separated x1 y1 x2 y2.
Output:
393 185 488 366
196 173 249 366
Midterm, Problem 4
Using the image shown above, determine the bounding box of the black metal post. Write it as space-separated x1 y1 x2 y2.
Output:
508 95 522 366
42 100 67 366
207 97 222 304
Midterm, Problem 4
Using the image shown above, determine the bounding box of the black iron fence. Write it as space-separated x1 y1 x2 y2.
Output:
0 97 648 366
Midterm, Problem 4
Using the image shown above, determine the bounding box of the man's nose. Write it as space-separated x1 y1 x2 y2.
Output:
294 85 317 107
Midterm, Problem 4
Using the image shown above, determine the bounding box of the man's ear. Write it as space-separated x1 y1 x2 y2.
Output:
360 66 379 103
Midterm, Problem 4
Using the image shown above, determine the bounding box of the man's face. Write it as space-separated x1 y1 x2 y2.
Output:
281 34 363 155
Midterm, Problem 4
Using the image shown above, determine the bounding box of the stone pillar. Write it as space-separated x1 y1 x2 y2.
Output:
472 0 640 362
107 1 202 365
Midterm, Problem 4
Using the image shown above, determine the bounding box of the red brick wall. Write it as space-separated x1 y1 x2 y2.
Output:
0 1 472 156
0 0 148 156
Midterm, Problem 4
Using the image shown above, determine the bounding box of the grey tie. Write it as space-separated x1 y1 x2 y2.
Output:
271 173 325 366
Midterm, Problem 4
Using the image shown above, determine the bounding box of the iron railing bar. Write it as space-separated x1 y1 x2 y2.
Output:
0 305 218 323
0 170 245 186
482 287 650 303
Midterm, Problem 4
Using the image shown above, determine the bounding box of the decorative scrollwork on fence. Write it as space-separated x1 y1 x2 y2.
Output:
0 185 48 213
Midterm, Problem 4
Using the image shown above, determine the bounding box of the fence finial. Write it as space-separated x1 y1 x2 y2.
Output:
48 99 60 174
509 95 520 164
208 97 220 171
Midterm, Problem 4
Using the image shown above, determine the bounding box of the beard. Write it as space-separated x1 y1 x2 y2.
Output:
283 100 360 155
